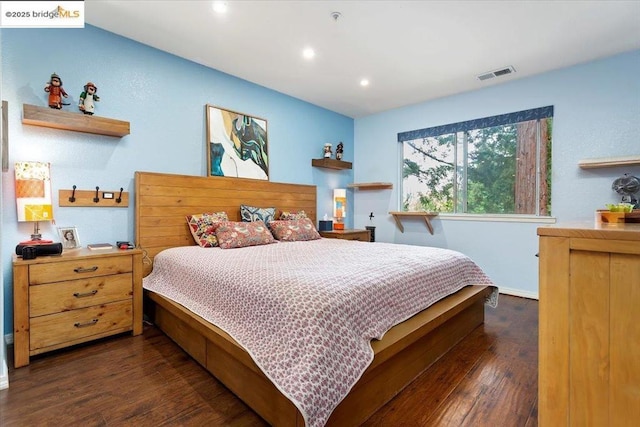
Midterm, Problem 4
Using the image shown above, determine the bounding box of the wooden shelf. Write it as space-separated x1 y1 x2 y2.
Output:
58 188 129 207
348 182 393 190
311 158 352 170
22 103 130 137
389 211 438 235
578 155 640 169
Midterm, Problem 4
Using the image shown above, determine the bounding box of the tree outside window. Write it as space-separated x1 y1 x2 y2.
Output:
400 107 553 216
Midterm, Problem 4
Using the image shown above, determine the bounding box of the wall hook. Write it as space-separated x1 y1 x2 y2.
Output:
93 186 100 203
69 185 77 203
116 187 123 204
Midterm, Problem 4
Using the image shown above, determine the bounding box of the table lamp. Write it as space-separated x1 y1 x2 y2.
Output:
333 188 346 230
15 161 54 244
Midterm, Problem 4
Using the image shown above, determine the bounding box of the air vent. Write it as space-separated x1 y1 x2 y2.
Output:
477 66 516 81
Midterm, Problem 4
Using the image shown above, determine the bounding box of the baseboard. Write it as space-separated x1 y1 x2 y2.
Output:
0 357 8 389
499 287 538 300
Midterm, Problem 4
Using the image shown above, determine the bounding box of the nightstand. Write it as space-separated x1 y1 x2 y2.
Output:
12 247 143 367
319 229 371 242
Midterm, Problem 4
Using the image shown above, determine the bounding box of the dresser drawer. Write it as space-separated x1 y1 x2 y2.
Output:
30 300 133 351
29 273 133 317
29 256 133 284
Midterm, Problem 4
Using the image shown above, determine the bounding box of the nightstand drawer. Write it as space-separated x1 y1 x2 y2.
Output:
29 256 133 284
30 300 133 351
319 229 371 242
338 233 369 241
29 273 133 317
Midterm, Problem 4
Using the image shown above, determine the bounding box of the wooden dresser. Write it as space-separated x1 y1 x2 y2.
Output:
319 229 371 242
13 248 143 367
537 223 640 426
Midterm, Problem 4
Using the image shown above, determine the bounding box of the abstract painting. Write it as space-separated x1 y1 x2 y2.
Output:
206 104 269 180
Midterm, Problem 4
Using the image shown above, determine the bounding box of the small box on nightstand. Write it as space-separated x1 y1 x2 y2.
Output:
318 220 333 231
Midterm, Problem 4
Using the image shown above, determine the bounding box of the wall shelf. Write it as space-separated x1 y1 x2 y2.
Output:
578 155 640 169
389 211 438 235
311 158 352 170
22 103 130 137
348 182 393 190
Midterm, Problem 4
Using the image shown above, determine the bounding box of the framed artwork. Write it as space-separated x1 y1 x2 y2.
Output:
206 104 269 180
58 226 80 249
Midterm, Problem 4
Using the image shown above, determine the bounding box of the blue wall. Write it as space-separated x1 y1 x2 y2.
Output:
2 24 639 336
354 50 640 297
0 25 354 335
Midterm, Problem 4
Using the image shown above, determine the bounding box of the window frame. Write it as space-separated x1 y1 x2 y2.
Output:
398 106 554 217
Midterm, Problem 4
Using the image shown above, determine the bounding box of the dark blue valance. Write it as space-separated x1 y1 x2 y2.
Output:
397 105 554 142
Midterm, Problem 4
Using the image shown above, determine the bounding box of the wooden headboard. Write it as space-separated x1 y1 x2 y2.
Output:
135 171 317 276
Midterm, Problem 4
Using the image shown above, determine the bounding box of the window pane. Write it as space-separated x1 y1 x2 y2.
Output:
466 125 517 214
402 134 455 212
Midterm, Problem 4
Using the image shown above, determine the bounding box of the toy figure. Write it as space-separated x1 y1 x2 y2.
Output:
78 82 100 115
323 143 332 158
336 142 344 160
44 73 68 109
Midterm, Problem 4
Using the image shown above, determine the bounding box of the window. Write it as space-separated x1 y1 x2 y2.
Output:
399 106 553 216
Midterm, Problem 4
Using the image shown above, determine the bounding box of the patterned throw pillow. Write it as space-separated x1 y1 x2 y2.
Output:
240 204 276 224
215 220 276 249
269 218 321 242
279 210 308 220
186 212 228 247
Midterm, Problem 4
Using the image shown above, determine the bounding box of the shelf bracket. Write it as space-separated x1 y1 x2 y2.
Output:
389 211 438 235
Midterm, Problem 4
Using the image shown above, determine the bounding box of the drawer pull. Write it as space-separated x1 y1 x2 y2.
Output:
74 266 99 274
73 290 98 298
74 319 99 328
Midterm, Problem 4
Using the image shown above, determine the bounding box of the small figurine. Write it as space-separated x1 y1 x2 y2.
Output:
335 142 344 160
78 82 100 115
44 73 68 109
323 143 333 158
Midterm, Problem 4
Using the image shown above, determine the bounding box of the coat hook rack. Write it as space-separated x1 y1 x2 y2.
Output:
58 187 129 208
69 185 77 203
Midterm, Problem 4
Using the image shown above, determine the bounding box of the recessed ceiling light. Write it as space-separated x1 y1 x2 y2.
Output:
303 47 315 60
212 1 228 14
360 79 370 87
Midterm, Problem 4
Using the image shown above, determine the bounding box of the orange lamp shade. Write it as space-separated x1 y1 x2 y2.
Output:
333 188 346 230
15 161 54 223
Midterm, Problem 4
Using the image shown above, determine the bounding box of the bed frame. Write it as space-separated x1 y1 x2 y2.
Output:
135 171 491 426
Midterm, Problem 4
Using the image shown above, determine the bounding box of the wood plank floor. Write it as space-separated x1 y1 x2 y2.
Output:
0 294 538 426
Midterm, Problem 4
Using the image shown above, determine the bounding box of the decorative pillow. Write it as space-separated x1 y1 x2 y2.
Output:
240 204 276 224
279 210 308 221
269 218 321 242
215 220 276 249
186 212 228 247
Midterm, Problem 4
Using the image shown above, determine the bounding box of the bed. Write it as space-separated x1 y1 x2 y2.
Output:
135 171 496 426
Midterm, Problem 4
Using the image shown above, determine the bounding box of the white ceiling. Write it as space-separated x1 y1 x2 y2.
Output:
85 1 640 119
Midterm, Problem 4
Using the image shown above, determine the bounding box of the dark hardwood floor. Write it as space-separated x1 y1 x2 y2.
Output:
0 294 538 426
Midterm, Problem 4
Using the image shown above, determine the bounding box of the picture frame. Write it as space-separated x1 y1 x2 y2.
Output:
205 104 269 180
58 226 80 249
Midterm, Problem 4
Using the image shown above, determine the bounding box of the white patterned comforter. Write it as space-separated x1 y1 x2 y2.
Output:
143 239 496 426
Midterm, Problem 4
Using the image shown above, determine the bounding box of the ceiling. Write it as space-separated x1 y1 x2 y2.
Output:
85 1 640 119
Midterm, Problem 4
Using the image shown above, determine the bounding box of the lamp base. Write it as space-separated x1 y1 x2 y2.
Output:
20 221 53 245
19 239 54 245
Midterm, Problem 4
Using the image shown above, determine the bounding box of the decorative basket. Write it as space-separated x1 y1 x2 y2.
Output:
597 209 640 223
